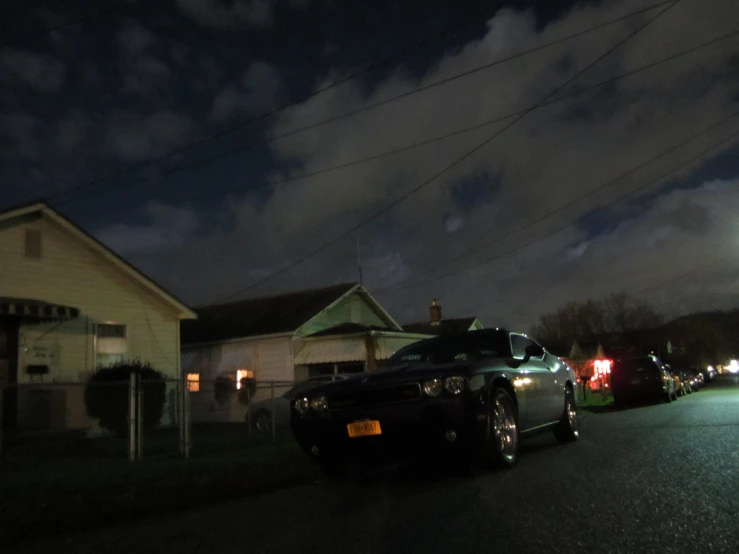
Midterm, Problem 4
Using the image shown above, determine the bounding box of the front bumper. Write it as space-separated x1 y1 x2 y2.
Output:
290 396 481 465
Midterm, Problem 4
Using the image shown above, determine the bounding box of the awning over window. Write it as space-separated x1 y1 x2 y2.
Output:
0 297 80 321
294 338 366 365
375 336 422 360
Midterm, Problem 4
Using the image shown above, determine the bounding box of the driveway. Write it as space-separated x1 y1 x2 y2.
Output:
11 376 739 554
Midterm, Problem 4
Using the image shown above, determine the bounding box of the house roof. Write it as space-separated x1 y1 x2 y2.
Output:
403 317 480 336
182 283 374 344
307 322 391 337
0 201 196 319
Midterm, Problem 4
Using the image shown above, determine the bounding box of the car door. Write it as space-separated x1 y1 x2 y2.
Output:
542 351 568 421
510 334 558 428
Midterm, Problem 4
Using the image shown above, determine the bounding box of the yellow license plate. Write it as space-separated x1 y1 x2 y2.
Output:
347 420 382 438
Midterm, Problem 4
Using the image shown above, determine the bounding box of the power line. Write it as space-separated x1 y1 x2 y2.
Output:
503 245 738 330
51 0 681 206
0 0 142 48
95 28 738 211
32 0 521 206
632 252 737 296
206 0 682 305
381 109 739 292
377 125 739 294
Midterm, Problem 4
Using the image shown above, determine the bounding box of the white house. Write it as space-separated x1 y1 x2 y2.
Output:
181 283 430 421
0 202 197 432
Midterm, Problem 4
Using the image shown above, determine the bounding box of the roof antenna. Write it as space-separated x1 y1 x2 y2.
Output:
356 235 363 286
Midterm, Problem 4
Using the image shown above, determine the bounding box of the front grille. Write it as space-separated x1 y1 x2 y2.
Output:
328 382 421 411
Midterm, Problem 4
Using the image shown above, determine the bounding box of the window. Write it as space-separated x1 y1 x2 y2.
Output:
95 323 127 367
236 369 254 389
186 373 200 392
510 334 535 359
24 229 42 259
388 331 508 366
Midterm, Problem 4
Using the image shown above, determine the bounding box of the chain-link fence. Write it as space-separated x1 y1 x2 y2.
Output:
1 377 305 465
0 376 187 464
188 379 297 455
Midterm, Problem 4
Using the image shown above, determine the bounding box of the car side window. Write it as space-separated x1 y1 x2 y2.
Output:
510 334 535 359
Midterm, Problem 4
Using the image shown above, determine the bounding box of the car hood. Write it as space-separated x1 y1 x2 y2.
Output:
304 362 474 396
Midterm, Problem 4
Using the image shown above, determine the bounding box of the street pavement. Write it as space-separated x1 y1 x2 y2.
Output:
11 375 739 554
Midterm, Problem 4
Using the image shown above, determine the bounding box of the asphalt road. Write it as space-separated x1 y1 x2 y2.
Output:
12 375 739 554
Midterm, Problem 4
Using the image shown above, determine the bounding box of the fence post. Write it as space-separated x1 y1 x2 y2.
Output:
270 381 275 444
179 375 185 455
183 375 191 459
136 373 143 459
246 383 252 437
129 373 136 461
0 386 4 459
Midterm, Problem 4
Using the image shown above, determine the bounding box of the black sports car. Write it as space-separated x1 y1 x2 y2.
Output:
290 329 580 477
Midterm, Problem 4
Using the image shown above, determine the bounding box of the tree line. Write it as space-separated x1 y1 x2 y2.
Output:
529 291 664 345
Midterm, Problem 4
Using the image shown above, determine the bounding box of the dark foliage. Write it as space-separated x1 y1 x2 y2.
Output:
84 360 166 436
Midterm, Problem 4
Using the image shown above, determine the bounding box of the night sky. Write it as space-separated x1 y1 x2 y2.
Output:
2 0 738 329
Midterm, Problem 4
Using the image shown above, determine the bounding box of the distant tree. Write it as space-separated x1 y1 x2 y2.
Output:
603 292 663 336
530 292 662 345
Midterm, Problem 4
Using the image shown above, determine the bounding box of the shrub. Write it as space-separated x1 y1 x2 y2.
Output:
213 375 235 405
238 377 257 405
84 360 167 436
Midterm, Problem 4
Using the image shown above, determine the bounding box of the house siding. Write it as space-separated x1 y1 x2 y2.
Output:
182 336 294 422
0 215 181 384
297 292 390 337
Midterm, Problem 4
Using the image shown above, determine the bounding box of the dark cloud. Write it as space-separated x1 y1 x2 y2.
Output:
0 0 738 329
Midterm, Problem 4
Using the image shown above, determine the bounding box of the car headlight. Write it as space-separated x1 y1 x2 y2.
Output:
423 379 443 397
444 376 466 395
294 397 310 414
310 395 328 412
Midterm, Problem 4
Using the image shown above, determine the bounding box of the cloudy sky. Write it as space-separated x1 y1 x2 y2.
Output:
2 0 739 329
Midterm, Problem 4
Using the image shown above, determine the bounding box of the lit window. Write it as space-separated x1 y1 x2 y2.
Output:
186 373 200 392
96 323 126 367
236 369 254 389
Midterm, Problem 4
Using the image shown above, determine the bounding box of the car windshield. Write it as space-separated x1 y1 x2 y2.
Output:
388 332 508 366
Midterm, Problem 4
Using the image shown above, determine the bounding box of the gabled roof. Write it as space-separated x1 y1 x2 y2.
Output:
182 283 402 344
403 317 482 336
0 201 196 319
306 322 391 337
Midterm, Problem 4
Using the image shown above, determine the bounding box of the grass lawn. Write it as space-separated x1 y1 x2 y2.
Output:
0 425 317 546
577 392 614 411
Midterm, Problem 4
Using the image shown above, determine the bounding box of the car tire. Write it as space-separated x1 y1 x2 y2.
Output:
254 409 273 433
553 387 580 443
480 387 519 469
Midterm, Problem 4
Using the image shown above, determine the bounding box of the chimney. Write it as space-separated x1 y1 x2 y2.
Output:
429 299 442 326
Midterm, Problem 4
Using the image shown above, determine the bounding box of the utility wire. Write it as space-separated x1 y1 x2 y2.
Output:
632 252 736 296
382 109 739 292
51 0 681 206
377 126 739 294
97 28 738 210
0 0 142 48
502 245 737 330
33 0 525 205
207 0 682 305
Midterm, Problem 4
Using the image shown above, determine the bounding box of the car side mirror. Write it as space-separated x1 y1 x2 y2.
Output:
523 344 544 363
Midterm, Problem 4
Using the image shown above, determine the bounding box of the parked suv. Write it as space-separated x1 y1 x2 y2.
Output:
611 355 676 405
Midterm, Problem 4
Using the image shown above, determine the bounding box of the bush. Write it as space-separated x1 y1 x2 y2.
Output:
213 375 235 405
238 377 257 405
84 360 167 436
